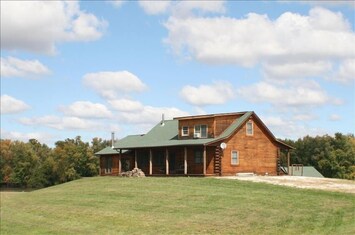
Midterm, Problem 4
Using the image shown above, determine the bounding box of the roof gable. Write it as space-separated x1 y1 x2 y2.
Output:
111 111 293 149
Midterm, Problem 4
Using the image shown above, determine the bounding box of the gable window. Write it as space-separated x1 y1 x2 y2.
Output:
194 125 208 138
182 126 189 136
246 121 253 136
194 150 203 164
231 151 239 165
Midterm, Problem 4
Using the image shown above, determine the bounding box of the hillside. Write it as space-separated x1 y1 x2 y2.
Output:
1 177 354 234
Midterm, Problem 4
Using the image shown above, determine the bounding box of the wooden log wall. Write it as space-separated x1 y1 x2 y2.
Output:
221 117 278 176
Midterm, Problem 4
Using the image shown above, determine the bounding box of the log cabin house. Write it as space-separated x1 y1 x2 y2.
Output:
96 111 294 176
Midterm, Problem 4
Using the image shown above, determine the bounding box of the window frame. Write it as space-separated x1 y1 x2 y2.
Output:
182 126 189 136
200 125 208 138
194 124 208 138
231 150 239 165
246 121 253 136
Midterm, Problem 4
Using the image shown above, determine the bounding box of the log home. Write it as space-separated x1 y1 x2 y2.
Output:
96 111 293 176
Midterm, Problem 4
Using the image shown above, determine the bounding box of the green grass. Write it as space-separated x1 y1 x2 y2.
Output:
1 177 354 234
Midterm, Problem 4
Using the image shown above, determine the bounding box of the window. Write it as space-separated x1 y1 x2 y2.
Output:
231 151 239 165
194 150 203 164
182 126 189 136
194 125 208 138
105 156 113 173
246 121 253 136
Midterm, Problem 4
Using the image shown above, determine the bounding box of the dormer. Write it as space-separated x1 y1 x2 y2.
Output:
174 112 245 140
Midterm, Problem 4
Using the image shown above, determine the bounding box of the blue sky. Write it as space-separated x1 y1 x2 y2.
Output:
1 1 354 146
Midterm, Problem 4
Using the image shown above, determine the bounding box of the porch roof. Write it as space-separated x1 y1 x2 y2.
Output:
95 146 128 155
113 112 254 149
113 120 213 149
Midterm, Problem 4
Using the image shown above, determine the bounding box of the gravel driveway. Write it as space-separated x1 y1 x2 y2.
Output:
217 175 355 194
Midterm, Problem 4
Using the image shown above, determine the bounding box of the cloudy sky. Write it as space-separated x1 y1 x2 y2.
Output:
1 1 354 145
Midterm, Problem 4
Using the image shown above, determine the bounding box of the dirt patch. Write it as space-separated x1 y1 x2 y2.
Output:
217 176 355 194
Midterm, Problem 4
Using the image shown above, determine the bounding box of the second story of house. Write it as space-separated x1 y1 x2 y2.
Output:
174 112 250 139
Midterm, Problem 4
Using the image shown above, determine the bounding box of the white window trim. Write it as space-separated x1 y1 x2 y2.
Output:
231 150 239 165
246 121 253 136
182 126 189 136
201 125 208 138
194 125 208 138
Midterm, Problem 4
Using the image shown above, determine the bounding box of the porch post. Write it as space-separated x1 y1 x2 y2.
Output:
287 150 290 175
184 147 187 175
99 157 102 175
118 149 122 174
166 148 169 175
149 149 153 175
203 146 206 175
135 150 138 168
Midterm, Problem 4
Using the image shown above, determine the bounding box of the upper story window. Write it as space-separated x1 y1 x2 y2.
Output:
246 121 253 136
182 126 189 136
194 125 207 138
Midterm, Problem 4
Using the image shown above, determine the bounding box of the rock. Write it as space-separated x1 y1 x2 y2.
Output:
119 168 145 177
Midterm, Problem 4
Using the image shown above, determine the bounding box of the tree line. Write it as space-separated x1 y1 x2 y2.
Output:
1 133 354 189
280 133 354 180
0 137 110 188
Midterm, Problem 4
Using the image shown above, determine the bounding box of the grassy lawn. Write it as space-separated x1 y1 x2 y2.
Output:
1 177 354 234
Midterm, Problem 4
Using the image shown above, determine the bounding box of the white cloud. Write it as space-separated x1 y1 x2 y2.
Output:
0 129 54 143
263 60 332 80
1 56 50 79
329 114 341 121
297 1 355 8
262 115 328 139
119 106 189 124
59 101 112 119
108 98 144 112
237 81 331 107
329 59 355 84
293 113 317 121
19 115 102 131
180 81 235 106
171 1 226 17
164 7 354 67
138 0 225 16
1 95 31 114
1 1 107 54
83 71 147 99
138 1 171 15
110 0 125 8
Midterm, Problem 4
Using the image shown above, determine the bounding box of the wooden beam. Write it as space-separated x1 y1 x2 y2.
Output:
118 149 122 174
149 149 152 175
135 150 138 169
203 146 206 175
184 147 187 175
166 148 169 175
287 150 290 175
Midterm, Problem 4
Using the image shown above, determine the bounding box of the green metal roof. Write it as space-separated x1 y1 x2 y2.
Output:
282 166 324 178
95 146 128 155
113 112 253 149
114 120 213 149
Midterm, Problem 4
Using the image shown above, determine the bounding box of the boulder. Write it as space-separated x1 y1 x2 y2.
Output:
119 168 145 177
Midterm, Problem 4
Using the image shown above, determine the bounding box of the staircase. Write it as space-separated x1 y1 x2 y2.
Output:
214 147 221 175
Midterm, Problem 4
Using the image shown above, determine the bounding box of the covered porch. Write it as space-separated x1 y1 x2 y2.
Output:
116 145 219 176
